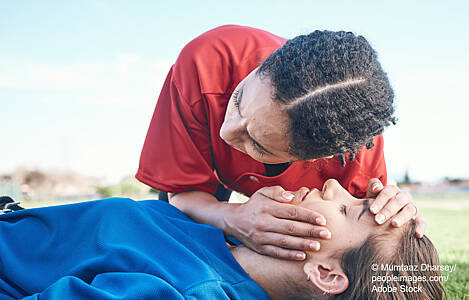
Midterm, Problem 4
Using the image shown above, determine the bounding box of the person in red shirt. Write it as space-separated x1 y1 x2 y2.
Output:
137 25 425 260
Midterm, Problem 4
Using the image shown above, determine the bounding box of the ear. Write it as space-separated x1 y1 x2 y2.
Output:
303 261 349 295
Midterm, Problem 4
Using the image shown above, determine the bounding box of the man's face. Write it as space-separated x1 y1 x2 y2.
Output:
296 179 396 257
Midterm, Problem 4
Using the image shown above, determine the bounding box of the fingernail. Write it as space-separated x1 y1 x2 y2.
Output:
315 217 326 226
282 191 295 201
319 230 331 239
372 182 383 192
310 241 320 251
375 214 385 224
370 205 378 214
296 252 306 260
392 218 401 227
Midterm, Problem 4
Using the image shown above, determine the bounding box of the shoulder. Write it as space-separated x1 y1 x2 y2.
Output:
180 25 284 55
175 24 285 69
173 25 286 96
175 24 285 72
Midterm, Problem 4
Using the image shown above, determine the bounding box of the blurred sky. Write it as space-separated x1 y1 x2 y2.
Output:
1 0 468 183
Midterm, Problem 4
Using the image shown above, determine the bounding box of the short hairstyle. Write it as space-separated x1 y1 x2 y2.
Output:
258 30 396 165
334 221 445 299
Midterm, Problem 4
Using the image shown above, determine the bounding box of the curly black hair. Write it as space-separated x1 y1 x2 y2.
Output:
257 30 396 166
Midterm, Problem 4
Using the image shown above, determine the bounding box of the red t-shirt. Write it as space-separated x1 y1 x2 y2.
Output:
136 25 387 198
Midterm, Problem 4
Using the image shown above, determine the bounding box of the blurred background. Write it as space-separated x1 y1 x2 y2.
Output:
0 0 468 203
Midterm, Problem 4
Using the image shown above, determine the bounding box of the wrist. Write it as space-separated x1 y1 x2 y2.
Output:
220 202 241 236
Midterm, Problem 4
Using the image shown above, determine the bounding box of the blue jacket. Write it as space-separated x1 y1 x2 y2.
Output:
0 198 269 299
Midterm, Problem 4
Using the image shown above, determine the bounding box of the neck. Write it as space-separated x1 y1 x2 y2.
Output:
230 246 314 300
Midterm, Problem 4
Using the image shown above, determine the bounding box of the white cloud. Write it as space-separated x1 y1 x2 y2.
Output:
0 54 173 104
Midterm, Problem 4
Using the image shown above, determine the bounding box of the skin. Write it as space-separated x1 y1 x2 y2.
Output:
169 67 426 261
230 179 403 299
219 67 296 163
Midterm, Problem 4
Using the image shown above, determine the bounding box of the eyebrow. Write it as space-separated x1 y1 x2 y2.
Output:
357 199 370 221
236 85 275 156
237 86 244 115
236 84 244 117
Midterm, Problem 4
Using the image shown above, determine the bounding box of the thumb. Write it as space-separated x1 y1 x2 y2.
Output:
366 178 383 198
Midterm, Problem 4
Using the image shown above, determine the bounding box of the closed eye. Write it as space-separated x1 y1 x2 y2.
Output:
252 140 266 156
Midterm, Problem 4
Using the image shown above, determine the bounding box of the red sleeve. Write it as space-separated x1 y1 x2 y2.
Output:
346 134 388 198
135 65 218 194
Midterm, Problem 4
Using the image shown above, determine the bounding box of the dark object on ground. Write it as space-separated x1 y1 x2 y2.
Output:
0 196 24 213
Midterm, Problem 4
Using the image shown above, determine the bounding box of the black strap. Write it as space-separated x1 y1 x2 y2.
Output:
0 196 24 212
263 162 292 177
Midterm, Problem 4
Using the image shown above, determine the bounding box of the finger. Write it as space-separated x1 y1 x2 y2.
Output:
369 185 400 215
268 218 331 239
366 178 384 198
390 201 418 227
257 186 294 203
257 245 308 261
260 244 307 260
261 232 321 252
374 190 411 225
270 202 327 226
414 215 427 238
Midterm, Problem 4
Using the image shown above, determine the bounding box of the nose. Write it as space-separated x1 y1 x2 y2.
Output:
220 113 244 139
321 179 341 201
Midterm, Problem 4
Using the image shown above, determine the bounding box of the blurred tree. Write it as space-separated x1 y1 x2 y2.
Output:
95 176 151 198
444 177 463 184
398 167 412 185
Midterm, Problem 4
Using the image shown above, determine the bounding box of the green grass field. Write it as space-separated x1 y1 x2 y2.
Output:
421 207 469 299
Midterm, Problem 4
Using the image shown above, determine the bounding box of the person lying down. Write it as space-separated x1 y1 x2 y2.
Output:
0 179 444 300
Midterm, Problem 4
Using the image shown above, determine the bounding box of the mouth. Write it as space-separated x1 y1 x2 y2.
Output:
302 188 317 201
298 188 319 204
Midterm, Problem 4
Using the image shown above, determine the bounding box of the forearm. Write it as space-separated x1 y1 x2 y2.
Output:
168 191 240 234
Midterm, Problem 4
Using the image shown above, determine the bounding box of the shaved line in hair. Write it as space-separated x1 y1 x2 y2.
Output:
287 77 366 107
